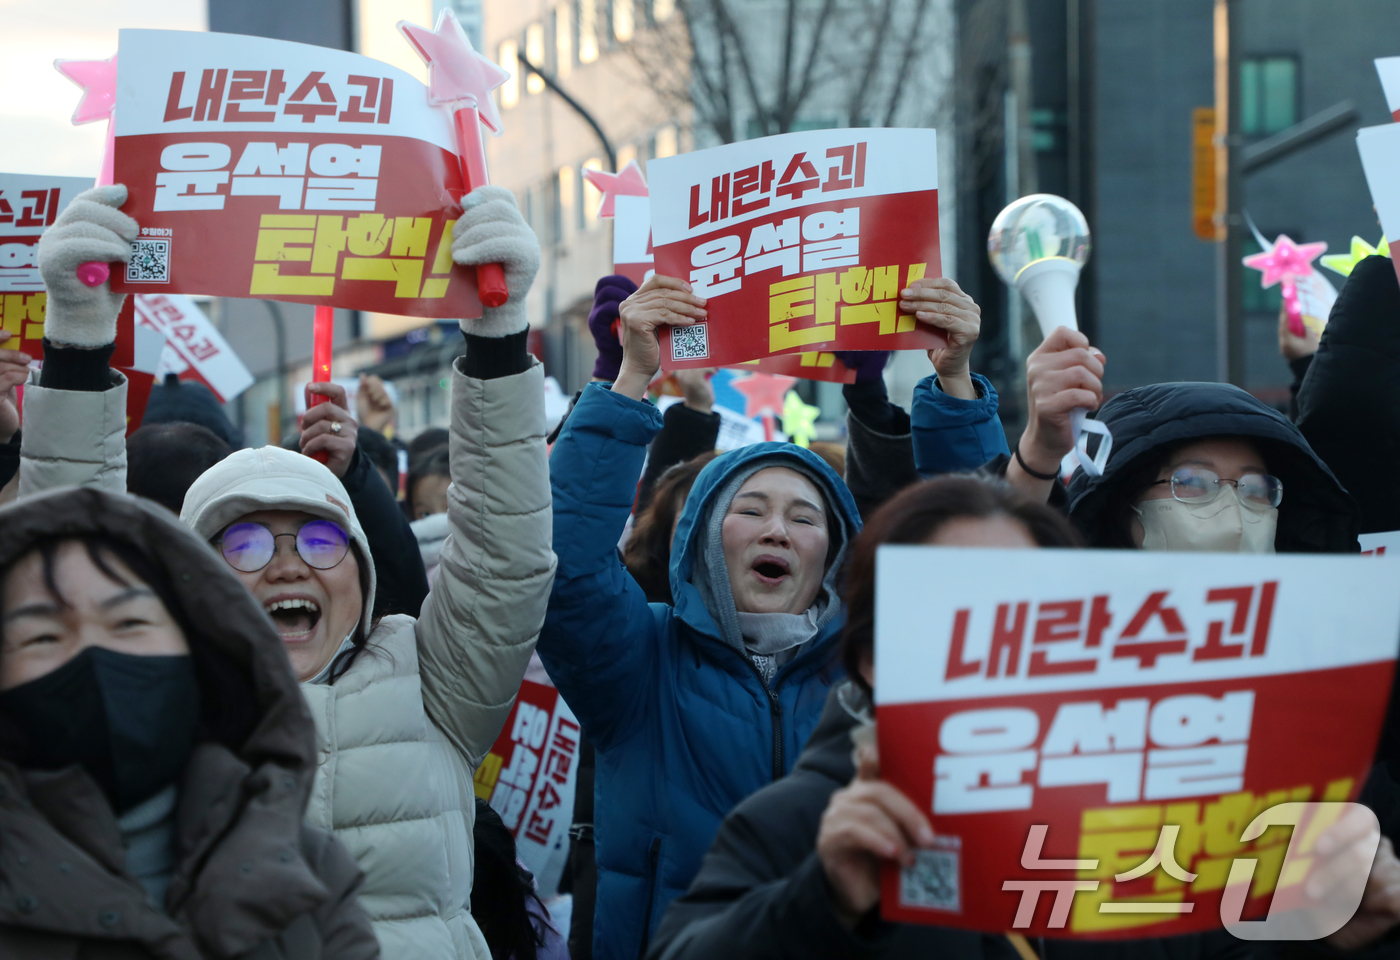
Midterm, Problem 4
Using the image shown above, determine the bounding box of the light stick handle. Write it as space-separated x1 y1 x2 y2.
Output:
1282 277 1305 337
452 106 509 308
308 305 335 464
78 117 117 288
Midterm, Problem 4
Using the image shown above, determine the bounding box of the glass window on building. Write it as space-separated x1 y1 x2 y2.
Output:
525 24 546 93
1240 56 1298 135
581 158 602 227
498 40 520 108
556 5 572 76
613 0 634 42
578 0 599 62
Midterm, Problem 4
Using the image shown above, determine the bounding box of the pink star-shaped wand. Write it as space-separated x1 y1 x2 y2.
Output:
1243 235 1328 337
55 53 119 287
584 160 649 218
399 11 509 133
731 371 798 441
399 9 511 306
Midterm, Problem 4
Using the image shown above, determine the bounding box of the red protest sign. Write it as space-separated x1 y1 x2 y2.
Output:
472 680 580 890
109 29 481 319
731 351 857 384
873 547 1400 939
0 173 94 359
647 129 945 369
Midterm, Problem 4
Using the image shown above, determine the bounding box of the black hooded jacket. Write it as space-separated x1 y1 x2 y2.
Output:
1296 255 1400 534
1065 382 1358 553
648 685 1252 960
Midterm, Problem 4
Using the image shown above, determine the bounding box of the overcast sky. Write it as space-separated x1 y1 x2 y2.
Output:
0 0 208 178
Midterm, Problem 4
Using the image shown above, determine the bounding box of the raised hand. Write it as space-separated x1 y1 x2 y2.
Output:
301 381 359 479
611 274 707 400
900 277 982 400
1007 327 1106 495
356 373 396 434
36 184 137 348
0 331 31 444
816 732 935 928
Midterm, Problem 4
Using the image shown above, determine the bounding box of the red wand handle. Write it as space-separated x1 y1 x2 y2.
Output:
453 106 509 308
307 305 334 464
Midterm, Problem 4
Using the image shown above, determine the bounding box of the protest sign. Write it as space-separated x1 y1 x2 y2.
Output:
1377 57 1400 121
734 350 857 384
874 547 1400 938
646 128 945 368
1355 123 1400 285
1360 531 1400 556
472 680 580 898
135 293 253 402
613 194 654 286
0 174 94 358
109 29 481 319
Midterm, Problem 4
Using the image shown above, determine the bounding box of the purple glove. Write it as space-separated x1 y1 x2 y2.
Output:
589 274 639 380
833 350 891 384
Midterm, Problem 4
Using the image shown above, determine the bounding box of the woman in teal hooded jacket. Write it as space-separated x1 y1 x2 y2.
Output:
540 274 1000 960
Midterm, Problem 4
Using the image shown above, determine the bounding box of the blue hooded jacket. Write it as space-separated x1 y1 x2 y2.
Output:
541 384 862 960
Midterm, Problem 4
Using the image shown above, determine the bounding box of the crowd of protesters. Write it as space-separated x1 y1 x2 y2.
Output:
0 180 1399 960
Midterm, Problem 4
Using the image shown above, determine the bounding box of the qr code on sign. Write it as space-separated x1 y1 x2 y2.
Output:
670 323 709 361
899 847 960 912
126 239 170 283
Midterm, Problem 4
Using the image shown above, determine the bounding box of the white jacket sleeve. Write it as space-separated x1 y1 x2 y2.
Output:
414 356 557 769
18 369 128 498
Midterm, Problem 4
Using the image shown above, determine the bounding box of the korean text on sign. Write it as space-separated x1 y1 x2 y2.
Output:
110 28 481 319
646 127 945 368
873 547 1400 938
0 174 92 358
471 681 580 892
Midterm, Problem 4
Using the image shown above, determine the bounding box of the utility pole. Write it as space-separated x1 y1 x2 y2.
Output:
1214 0 1245 386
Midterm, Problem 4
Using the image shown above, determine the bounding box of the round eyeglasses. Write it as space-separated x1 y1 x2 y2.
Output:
217 519 350 573
1150 466 1283 510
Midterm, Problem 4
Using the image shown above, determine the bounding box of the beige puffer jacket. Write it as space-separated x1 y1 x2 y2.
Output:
18 359 557 960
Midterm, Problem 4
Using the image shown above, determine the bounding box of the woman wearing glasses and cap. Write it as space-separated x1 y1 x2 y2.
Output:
983 329 1358 553
1056 381 1358 554
19 184 556 960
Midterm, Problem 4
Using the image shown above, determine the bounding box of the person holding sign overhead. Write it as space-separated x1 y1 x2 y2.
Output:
648 476 1400 958
20 182 557 960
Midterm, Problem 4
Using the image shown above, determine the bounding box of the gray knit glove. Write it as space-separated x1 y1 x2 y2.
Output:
36 185 138 348
451 185 541 337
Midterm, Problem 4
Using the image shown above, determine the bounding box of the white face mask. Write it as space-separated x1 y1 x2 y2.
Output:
1132 485 1277 553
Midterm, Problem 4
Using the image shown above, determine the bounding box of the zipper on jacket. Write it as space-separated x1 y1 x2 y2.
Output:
742 658 787 783
637 836 662 960
766 688 784 782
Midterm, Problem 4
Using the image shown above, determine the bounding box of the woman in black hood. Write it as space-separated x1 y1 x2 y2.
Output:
1064 382 1357 555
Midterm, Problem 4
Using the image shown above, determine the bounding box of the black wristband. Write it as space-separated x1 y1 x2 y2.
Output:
1014 443 1061 481
460 329 531 380
38 339 117 391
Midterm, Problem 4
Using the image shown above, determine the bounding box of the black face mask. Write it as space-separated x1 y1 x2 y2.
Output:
0 647 201 813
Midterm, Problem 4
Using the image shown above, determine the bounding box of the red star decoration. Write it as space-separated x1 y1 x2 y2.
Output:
54 54 118 125
398 9 510 134
584 159 648 218
730 371 798 421
1242 234 1328 288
